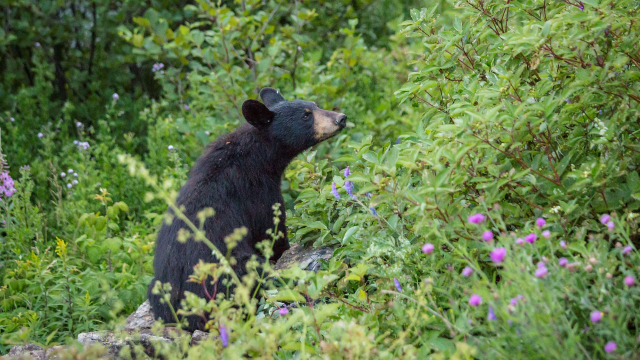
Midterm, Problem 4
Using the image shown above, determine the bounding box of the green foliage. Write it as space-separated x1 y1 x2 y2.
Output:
2 0 640 358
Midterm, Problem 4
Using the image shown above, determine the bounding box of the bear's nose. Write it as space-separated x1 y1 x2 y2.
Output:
335 114 347 128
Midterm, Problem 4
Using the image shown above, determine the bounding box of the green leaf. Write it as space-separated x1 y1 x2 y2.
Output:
342 226 359 243
269 290 306 303
453 17 462 33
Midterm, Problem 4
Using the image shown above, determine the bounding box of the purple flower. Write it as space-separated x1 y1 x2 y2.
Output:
542 230 551 239
482 231 494 241
38 133 44 138
152 63 165 72
515 238 525 245
560 240 567 249
559 257 568 267
66 183 72 189
76 121 83 127
590 310 602 323
462 266 473 277
606 221 614 230
578 3 584 10
624 276 635 286
60 172 66 178
366 192 372 199
168 145 174 150
77 142 90 151
35 42 41 47
72 180 78 185
73 140 78 144
68 169 73 173
219 323 229 347
599 109 603 114
565 98 571 104
331 182 340 200
370 206 377 217
422 243 435 254
73 173 78 177
600 214 610 224
622 246 633 254
0 172 16 197
184 104 190 110
469 294 482 306
278 307 289 316
536 217 546 227
525 233 537 243
510 297 518 306
534 266 548 278
604 341 616 353
9 117 14 122
396 137 401 144
468 213 486 224
490 247 507 264
344 166 351 177
344 181 354 197
394 278 402 292
487 306 496 321
112 93 119 100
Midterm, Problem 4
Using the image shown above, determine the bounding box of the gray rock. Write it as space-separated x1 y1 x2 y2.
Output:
190 330 210 345
77 331 124 356
274 243 334 272
4 344 66 360
123 300 154 331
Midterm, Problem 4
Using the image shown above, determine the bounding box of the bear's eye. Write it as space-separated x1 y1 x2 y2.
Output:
302 111 312 120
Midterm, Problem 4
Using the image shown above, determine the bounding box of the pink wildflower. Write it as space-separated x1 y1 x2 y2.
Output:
469 294 482 306
462 267 473 277
490 247 507 264
422 243 435 254
468 214 486 224
525 233 537 243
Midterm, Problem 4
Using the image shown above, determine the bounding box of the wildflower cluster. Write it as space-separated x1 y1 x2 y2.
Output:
151 63 165 73
60 169 80 189
0 172 15 197
73 140 91 151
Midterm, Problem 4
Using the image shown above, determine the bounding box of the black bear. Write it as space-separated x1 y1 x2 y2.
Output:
148 88 347 331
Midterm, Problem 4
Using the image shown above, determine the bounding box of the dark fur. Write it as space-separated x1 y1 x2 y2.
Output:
148 88 346 331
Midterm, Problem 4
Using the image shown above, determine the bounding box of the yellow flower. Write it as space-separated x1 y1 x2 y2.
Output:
55 237 67 258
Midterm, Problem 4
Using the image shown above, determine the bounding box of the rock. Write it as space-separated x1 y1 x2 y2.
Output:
190 330 211 345
4 344 66 360
274 243 334 272
77 331 125 356
123 300 154 332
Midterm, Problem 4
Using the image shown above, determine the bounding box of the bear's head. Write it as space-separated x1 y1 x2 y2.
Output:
241 88 347 153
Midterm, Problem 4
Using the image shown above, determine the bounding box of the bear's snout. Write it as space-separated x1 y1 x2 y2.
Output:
335 113 347 128
313 109 347 140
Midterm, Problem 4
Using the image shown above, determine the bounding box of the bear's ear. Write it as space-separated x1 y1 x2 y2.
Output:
259 87 285 108
242 99 275 129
